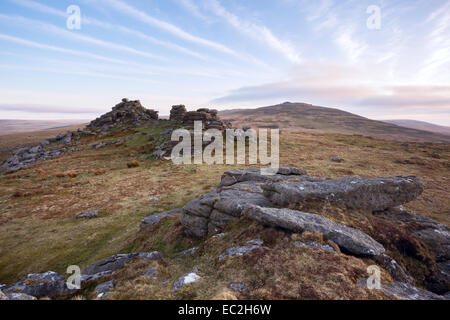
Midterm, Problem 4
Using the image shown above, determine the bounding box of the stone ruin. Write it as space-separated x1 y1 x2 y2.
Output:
169 105 232 131
87 98 159 130
169 105 187 121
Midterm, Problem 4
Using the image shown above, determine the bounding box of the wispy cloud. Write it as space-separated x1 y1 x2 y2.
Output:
0 63 162 84
9 0 209 60
8 0 67 17
175 0 211 23
0 33 129 64
419 0 450 82
95 0 270 68
0 14 168 62
205 0 302 64
96 0 236 55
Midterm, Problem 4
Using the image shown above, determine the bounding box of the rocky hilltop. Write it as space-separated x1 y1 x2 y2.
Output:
0 98 448 301
87 99 159 130
178 167 449 297
0 99 231 172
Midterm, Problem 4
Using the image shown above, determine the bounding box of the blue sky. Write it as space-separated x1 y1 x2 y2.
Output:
0 0 449 125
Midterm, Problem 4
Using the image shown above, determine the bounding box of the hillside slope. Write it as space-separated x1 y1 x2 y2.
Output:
220 102 450 143
383 120 450 136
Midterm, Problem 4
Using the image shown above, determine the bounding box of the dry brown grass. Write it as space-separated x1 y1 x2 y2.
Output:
0 127 448 299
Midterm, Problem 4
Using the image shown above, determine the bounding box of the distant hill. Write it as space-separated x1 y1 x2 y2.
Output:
220 102 450 143
0 119 88 135
383 119 450 136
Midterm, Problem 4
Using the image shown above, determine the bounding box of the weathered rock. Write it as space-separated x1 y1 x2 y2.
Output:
80 271 113 284
2 271 75 299
142 266 157 279
263 176 423 211
218 245 261 261
229 283 249 294
88 99 158 129
181 247 199 256
246 239 264 246
0 290 8 300
6 293 37 300
173 272 200 291
373 254 414 284
244 206 385 256
137 251 164 260
180 213 209 238
170 105 187 121
218 167 307 187
21 279 73 298
381 281 446 300
94 280 114 297
27 271 65 282
412 228 450 262
181 168 311 237
140 209 179 228
83 251 163 275
76 210 98 219
294 241 336 252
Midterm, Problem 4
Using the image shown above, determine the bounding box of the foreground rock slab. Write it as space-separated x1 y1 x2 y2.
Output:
181 167 308 238
244 206 385 256
262 176 423 211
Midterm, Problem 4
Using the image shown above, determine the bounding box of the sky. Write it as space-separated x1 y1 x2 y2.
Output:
0 0 449 125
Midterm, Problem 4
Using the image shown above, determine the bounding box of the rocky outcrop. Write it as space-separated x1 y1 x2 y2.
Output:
219 167 307 187
178 166 450 298
94 280 114 299
180 167 306 237
1 136 80 172
6 293 37 300
244 206 385 256
83 251 163 275
381 281 445 300
76 210 98 219
169 105 187 121
262 176 423 211
88 98 158 130
2 271 74 299
169 105 232 131
140 209 180 228
218 240 264 262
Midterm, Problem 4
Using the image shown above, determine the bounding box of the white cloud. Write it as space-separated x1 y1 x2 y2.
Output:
175 0 211 23
97 0 236 55
334 26 367 63
205 0 302 64
8 0 67 17
419 1 450 82
9 0 210 61
0 14 168 62
0 33 129 64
